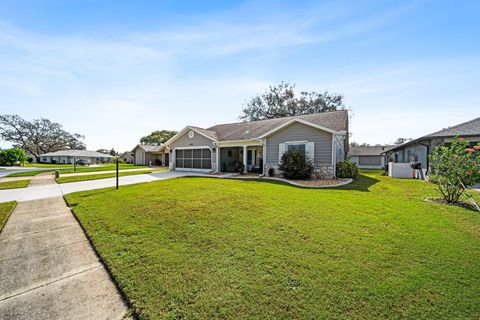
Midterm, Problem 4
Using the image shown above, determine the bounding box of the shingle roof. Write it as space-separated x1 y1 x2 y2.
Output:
206 110 348 141
348 146 393 157
134 144 166 152
386 116 480 152
40 150 113 158
189 126 218 140
424 117 480 138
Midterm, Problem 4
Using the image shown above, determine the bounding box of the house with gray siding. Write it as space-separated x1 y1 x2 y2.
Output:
385 116 480 175
165 110 349 179
348 146 392 169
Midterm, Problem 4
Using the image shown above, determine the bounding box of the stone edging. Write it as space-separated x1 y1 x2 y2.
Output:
231 176 353 188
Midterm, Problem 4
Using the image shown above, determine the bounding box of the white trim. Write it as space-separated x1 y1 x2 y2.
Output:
284 140 308 144
216 139 262 147
332 135 336 177
165 126 217 146
215 147 220 173
174 146 212 150
262 138 267 174
258 118 340 138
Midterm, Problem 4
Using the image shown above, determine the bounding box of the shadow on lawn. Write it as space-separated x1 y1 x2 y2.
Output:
336 172 380 192
187 172 380 192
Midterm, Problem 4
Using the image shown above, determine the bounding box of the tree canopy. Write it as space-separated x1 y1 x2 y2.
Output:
140 130 178 145
0 115 86 161
0 148 27 166
240 81 347 121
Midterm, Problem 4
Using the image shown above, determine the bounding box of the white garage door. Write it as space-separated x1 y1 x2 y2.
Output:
175 149 211 170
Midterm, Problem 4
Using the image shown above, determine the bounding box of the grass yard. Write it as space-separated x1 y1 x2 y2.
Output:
0 179 30 190
7 164 149 177
65 171 480 319
23 163 73 168
0 201 17 233
55 168 167 184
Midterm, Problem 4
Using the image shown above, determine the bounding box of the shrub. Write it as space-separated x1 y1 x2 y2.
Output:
278 150 314 180
0 148 27 166
235 161 245 175
268 167 275 177
336 160 358 179
429 136 480 204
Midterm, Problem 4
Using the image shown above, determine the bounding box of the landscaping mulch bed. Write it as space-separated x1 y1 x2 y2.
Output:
425 197 480 212
292 178 349 187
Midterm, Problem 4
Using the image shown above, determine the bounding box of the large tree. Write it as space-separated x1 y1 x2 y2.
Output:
0 115 86 162
240 81 347 121
140 130 178 145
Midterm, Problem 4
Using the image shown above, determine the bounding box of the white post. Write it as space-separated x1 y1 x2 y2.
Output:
243 145 248 172
216 147 220 173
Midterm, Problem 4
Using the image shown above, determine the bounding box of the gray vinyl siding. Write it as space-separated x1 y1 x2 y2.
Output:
170 131 216 166
359 156 381 166
393 143 428 170
266 122 333 166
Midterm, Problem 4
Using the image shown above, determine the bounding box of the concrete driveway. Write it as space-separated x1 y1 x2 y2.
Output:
0 170 205 203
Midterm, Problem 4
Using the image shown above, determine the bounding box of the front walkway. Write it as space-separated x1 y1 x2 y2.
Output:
0 174 128 319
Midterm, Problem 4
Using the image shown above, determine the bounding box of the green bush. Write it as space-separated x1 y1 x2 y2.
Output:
336 160 358 179
429 136 480 204
278 150 314 180
0 148 27 166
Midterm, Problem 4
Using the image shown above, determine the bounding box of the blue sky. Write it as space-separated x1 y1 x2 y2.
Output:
0 0 478 151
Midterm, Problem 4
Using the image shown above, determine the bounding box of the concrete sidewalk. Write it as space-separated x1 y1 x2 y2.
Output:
0 177 129 319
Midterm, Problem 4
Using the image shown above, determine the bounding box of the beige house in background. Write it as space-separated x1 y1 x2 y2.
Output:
131 144 169 166
119 151 134 164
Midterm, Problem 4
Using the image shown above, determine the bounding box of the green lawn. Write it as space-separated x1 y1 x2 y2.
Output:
7 164 149 177
0 201 17 233
55 169 167 184
23 163 73 168
0 179 30 190
64 171 480 319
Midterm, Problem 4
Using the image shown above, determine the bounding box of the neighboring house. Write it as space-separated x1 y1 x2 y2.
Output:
348 146 392 169
119 151 134 164
132 144 169 166
165 110 349 178
385 116 480 174
39 150 113 164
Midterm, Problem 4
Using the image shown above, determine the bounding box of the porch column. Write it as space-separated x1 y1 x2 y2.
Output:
243 145 248 167
216 147 220 173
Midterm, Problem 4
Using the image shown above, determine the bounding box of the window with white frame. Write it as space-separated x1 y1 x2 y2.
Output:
287 143 306 155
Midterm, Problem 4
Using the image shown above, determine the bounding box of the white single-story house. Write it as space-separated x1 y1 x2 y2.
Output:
385 116 480 177
132 144 169 166
119 151 134 164
39 150 113 164
348 146 391 169
165 110 349 179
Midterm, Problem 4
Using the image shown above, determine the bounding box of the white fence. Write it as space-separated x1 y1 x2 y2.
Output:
388 162 415 179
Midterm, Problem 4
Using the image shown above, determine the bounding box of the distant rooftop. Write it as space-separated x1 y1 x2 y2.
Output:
40 150 113 158
348 146 394 157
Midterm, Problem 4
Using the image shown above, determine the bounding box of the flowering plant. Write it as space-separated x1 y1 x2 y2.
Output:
429 136 480 203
